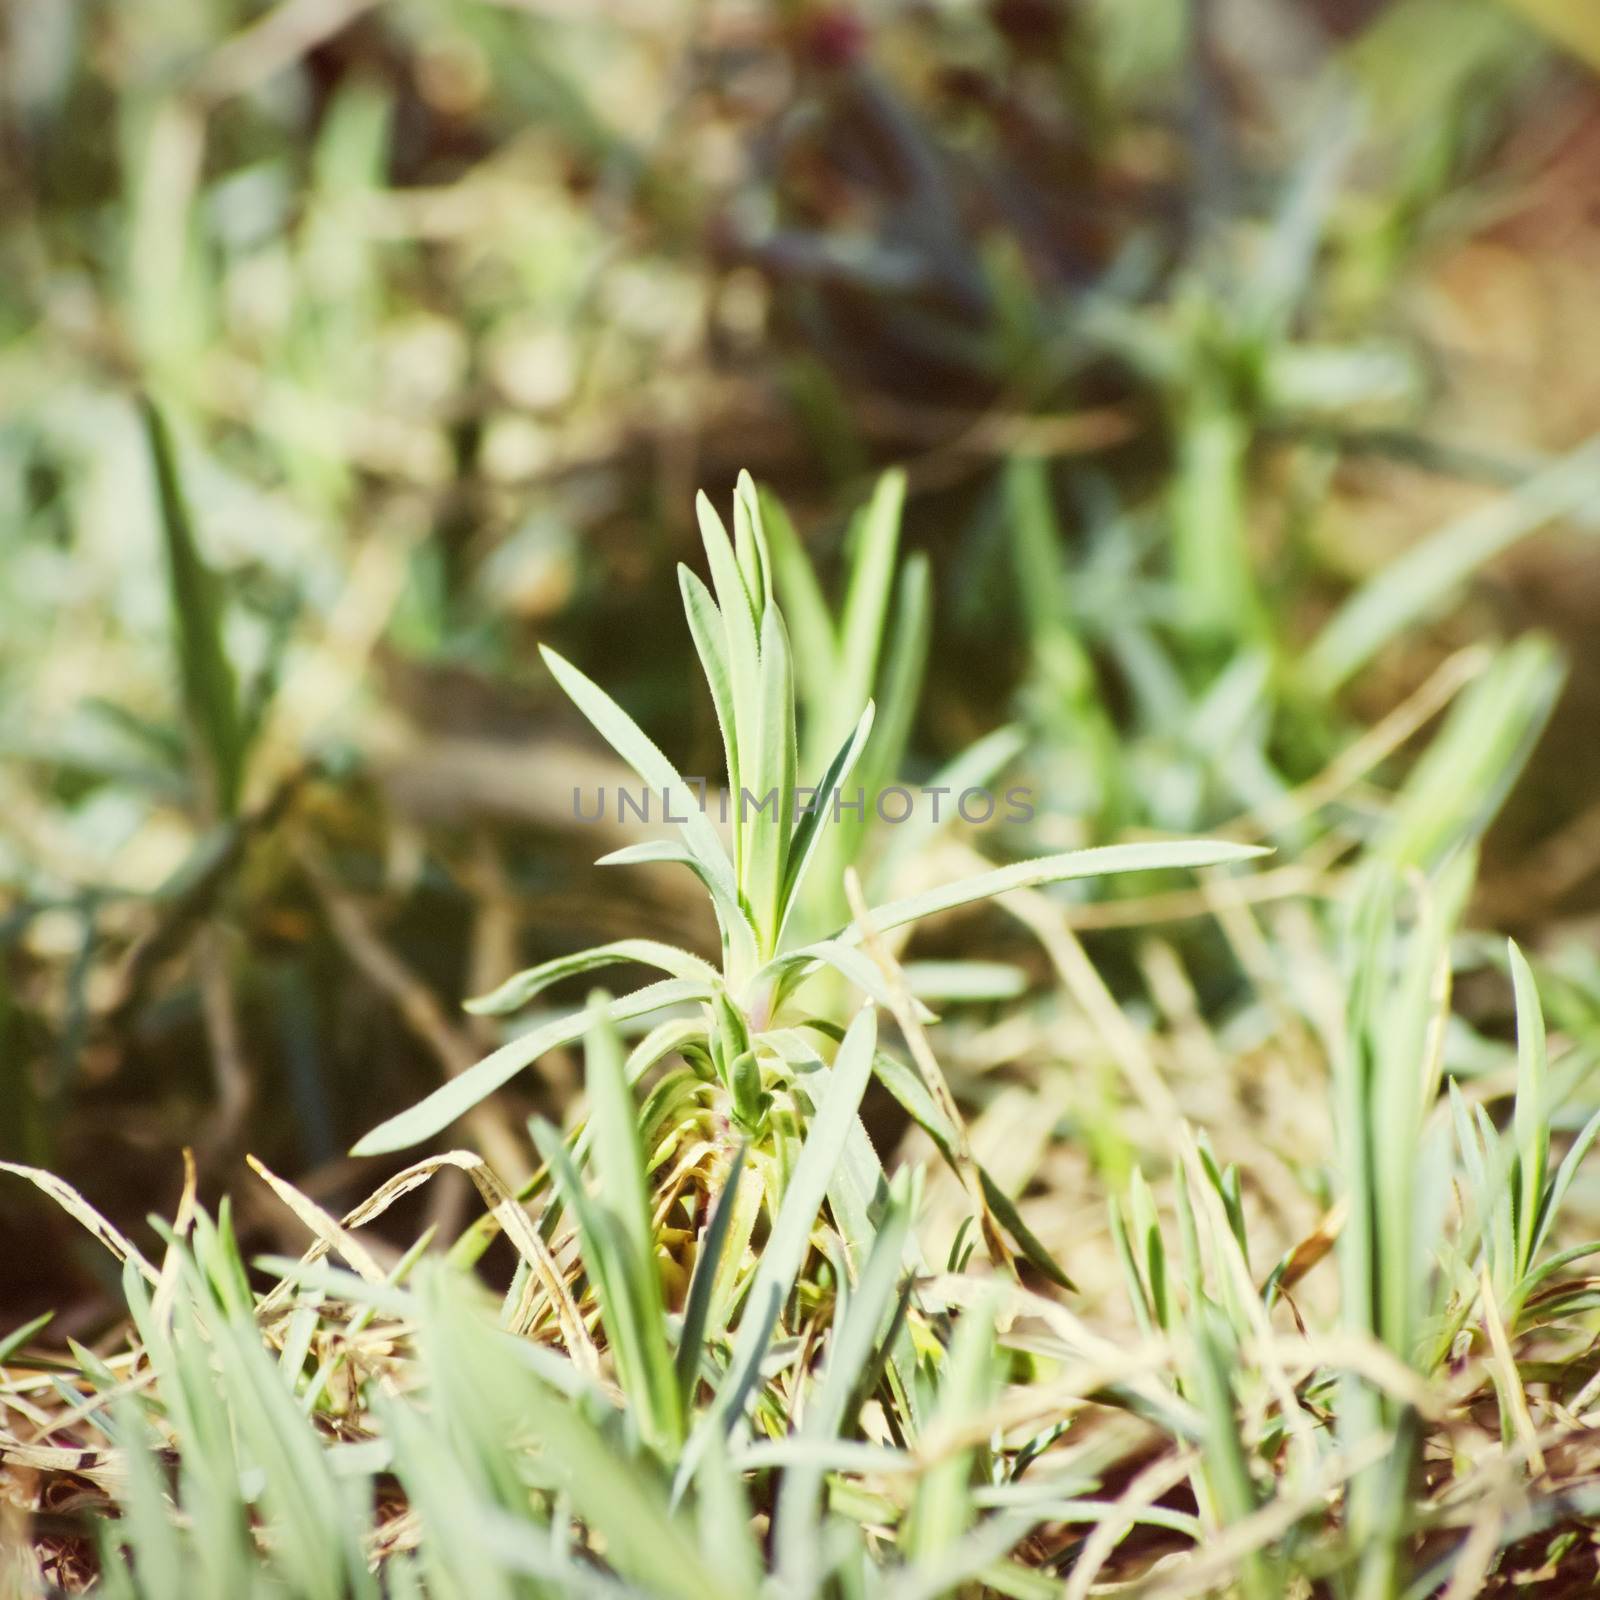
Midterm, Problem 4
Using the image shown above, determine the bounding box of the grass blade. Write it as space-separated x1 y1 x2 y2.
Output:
750 602 798 950
465 941 719 1016
1302 434 1600 693
540 643 736 898
142 398 244 817
676 1143 748 1405
351 979 710 1156
776 1185 913 1590
841 839 1267 944
778 701 876 941
680 566 743 840
1509 942 1549 1277
907 1287 997 1567
838 468 906 717
1376 635 1563 870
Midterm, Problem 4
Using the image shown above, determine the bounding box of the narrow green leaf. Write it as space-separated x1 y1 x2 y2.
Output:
907 1287 997 1567
778 701 876 942
776 1187 913 1589
750 603 797 950
583 997 657 1298
1302 434 1600 693
0 1311 52 1365
351 979 710 1156
977 1169 1075 1292
1170 388 1258 642
1005 457 1093 702
596 840 759 979
205 1292 369 1599
516 1344 736 1600
761 483 838 731
1532 1104 1600 1264
696 487 752 631
465 940 719 1016
108 1397 184 1598
861 553 932 796
1476 1101 1516 1298
696 492 763 868
142 398 245 816
1129 1169 1170 1332
695 1428 764 1597
531 1121 678 1454
676 1144 747 1405
733 470 774 613
764 938 937 1023
838 468 906 716
1517 1237 1600 1299
540 644 735 897
871 1049 958 1162
1189 1310 1276 1600
1108 1197 1155 1337
1449 1077 1495 1251
866 1046 1071 1287
679 565 743 859
1509 941 1549 1277
837 839 1268 946
1377 636 1563 871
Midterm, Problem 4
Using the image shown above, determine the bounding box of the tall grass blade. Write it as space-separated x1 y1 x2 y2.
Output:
141 398 245 817
838 469 907 719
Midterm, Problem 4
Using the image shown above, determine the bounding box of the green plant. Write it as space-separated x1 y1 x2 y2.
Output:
10 7 1600 1594
11 772 1600 1597
0 1008 1201 1598
762 467 932 938
353 476 1258 1291
1446 944 1600 1342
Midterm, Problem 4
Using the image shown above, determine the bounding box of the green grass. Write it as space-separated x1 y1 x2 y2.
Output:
6 3 1600 1596
6 465 1600 1598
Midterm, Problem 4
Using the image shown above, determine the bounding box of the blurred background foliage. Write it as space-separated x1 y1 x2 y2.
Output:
4 0 1600 1332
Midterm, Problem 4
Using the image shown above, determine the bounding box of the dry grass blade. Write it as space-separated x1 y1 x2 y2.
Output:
984 870 1181 1127
0 1164 159 1285
253 1151 597 1374
150 1147 200 1332
1119 1438 1396 1600
0 1432 129 1493
247 1155 388 1286
1063 1449 1197 1600
1220 645 1492 844
1480 1267 1546 1476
